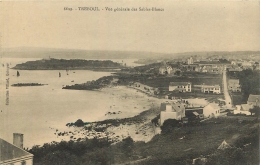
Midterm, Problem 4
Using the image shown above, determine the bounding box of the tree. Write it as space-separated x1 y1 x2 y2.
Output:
122 136 134 158
175 70 181 76
249 106 260 116
42 151 80 165
161 119 180 134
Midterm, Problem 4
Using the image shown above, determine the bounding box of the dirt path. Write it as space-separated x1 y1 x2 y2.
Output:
223 66 233 109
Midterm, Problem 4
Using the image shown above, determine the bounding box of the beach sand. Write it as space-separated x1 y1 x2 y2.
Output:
52 86 166 144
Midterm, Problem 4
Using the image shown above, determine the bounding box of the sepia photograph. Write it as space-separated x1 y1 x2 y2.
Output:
0 1 259 165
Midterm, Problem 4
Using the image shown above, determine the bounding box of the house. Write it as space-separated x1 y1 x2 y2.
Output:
234 104 252 115
241 61 252 67
203 103 220 118
182 64 199 72
160 102 185 126
228 68 242 72
247 94 260 106
201 85 221 94
231 61 237 65
187 57 194 65
228 79 241 92
185 107 204 119
0 133 33 165
169 82 192 92
159 65 172 75
131 82 156 95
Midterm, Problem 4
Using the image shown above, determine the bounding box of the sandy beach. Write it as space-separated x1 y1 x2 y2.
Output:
51 86 166 144
51 86 213 145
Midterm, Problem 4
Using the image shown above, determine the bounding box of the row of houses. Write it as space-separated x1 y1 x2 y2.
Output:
129 82 159 95
160 101 221 126
158 57 225 75
168 82 221 94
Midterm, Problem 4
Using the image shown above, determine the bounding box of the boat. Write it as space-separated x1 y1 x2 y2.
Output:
17 71 20 77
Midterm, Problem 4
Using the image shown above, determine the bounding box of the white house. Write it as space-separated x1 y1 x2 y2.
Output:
0 133 33 165
203 103 220 118
201 85 221 94
228 79 241 92
160 102 185 126
234 104 252 115
187 57 194 65
169 82 192 92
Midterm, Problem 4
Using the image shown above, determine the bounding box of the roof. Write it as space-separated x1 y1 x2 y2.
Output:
228 68 242 72
0 138 33 162
160 102 185 112
228 79 239 84
202 85 220 88
218 140 232 150
205 103 220 110
193 112 199 116
172 103 185 112
241 104 253 111
169 82 191 86
247 94 260 103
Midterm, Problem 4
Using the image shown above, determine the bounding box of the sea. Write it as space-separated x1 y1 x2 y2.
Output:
0 57 143 148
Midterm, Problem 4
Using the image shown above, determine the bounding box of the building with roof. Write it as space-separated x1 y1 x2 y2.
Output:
159 65 172 75
182 64 200 72
203 103 220 118
234 104 253 115
201 85 221 94
228 79 241 92
247 94 260 106
187 57 194 65
0 133 33 165
160 102 185 126
169 82 191 92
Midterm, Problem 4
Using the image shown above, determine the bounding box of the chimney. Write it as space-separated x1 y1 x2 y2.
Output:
13 133 23 149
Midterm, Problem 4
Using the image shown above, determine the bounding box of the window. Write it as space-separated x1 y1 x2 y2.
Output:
21 160 26 165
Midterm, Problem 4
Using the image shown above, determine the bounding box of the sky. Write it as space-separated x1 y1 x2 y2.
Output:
1 1 260 53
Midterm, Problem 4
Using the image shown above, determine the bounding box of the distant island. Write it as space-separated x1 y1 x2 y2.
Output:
11 83 47 87
12 58 123 70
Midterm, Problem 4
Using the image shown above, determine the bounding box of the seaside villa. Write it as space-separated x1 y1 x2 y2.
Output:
201 85 221 94
169 82 192 92
160 102 185 126
228 79 241 92
0 133 33 165
203 103 220 118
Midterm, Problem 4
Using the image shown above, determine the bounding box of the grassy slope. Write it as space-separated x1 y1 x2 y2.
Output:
127 117 259 165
